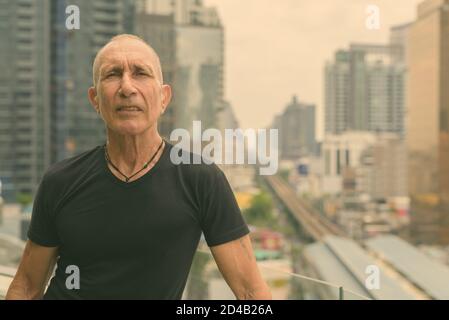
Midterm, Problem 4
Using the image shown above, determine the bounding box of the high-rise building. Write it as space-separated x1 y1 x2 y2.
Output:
52 0 136 161
143 0 225 132
390 23 412 64
135 11 177 138
325 43 405 136
324 50 349 135
273 95 316 160
0 0 52 199
216 100 239 131
145 0 221 26
0 0 135 199
174 14 224 131
407 0 449 245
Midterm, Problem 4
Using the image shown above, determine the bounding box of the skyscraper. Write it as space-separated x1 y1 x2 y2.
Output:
0 0 136 199
145 0 221 26
325 43 405 136
216 100 239 131
52 0 136 161
0 0 52 199
143 0 225 132
135 9 177 139
407 0 449 245
273 95 316 160
390 23 412 64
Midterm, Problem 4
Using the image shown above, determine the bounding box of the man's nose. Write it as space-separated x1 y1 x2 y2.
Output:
119 73 137 97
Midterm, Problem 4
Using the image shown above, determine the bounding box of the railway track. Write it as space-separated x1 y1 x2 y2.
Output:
264 175 345 241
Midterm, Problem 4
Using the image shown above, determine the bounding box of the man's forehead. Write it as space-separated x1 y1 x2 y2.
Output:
100 58 155 71
97 40 157 69
101 38 155 55
93 37 163 84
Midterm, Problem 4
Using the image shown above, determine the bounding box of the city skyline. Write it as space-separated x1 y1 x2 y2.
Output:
205 0 421 139
2 0 449 300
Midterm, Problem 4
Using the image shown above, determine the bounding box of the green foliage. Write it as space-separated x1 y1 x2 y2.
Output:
288 243 306 299
243 191 276 227
16 193 32 207
278 169 290 182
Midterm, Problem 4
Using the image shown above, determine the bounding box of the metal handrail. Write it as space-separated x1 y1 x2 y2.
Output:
0 251 373 300
195 249 372 300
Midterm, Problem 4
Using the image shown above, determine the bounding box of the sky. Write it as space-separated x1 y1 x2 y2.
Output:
204 0 422 140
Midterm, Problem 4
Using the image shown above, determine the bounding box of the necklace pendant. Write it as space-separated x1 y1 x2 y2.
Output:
104 139 164 184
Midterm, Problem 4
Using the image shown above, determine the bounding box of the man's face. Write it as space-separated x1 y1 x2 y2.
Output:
89 39 171 136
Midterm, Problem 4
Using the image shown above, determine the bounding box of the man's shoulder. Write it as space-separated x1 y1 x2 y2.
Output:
42 146 102 185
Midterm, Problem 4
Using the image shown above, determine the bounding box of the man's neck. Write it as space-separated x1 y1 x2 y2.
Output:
105 128 164 176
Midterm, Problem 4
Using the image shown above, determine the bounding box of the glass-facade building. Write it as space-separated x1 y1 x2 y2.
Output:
325 44 405 137
52 0 135 161
0 0 52 199
0 0 135 199
407 0 449 245
135 12 177 139
175 24 224 131
142 0 225 133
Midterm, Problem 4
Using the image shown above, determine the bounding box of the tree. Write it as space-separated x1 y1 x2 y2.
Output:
16 193 32 207
243 191 275 227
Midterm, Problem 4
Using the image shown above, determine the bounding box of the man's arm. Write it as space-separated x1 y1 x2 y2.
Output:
210 234 272 300
6 240 58 300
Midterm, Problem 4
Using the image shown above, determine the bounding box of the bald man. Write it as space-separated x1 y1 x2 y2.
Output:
6 34 271 300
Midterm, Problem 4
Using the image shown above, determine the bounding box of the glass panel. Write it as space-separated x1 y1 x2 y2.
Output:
183 250 371 300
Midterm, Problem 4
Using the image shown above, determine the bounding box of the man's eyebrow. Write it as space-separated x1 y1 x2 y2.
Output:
132 64 154 74
100 63 155 75
101 64 122 75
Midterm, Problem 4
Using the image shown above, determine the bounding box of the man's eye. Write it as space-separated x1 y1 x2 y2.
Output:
136 71 149 76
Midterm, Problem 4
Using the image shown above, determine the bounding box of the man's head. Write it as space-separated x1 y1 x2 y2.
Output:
88 34 171 136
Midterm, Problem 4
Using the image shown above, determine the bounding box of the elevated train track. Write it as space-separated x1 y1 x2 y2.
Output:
264 175 345 241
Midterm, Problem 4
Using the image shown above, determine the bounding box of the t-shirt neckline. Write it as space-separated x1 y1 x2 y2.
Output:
101 139 171 188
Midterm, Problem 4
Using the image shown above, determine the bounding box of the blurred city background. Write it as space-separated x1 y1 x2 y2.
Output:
1 0 449 300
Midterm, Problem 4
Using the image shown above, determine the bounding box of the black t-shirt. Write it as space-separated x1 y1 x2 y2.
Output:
27 140 249 300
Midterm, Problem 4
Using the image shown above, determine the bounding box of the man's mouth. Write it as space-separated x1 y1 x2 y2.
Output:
116 106 142 112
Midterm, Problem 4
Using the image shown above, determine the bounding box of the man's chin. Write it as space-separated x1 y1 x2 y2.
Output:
110 122 152 137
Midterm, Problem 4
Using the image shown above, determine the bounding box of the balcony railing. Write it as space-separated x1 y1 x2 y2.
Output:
185 249 371 300
0 249 371 300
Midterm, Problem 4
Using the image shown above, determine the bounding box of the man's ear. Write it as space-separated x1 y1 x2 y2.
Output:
161 84 172 114
88 86 100 113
